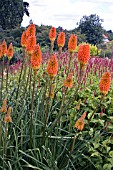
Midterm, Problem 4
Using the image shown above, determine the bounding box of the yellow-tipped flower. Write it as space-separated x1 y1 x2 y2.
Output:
7 43 14 60
63 73 73 88
26 36 36 55
47 54 58 80
49 27 56 42
68 34 77 54
78 44 90 66
0 98 7 113
57 32 65 47
27 23 36 37
1 40 7 56
74 112 86 131
4 107 12 123
21 30 28 48
30 44 42 73
99 72 111 95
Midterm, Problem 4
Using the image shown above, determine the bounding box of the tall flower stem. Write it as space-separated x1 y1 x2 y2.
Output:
22 48 27 80
50 41 54 54
68 135 77 159
59 87 68 127
42 79 52 144
0 57 4 101
14 49 25 116
30 71 36 148
88 99 102 123
46 88 67 138
6 59 10 94
67 52 73 76
15 54 25 100
79 64 85 83
16 66 31 124
3 123 8 169
0 115 3 157
46 87 79 138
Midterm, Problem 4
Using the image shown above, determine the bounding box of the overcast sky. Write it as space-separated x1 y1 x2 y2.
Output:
21 0 113 31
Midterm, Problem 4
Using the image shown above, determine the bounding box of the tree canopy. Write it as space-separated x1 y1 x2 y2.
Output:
77 14 104 45
0 0 29 30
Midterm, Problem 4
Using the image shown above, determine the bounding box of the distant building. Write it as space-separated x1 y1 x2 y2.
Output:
102 34 109 43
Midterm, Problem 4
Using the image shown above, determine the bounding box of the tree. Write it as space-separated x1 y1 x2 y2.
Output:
0 0 29 30
77 14 104 45
107 30 113 41
23 1 30 17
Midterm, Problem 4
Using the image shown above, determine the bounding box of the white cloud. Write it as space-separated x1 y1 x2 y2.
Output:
21 0 113 31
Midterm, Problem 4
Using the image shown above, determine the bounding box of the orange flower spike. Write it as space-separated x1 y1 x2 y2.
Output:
49 27 56 42
26 36 36 55
78 44 90 65
0 98 7 113
99 72 111 95
4 107 12 123
63 72 73 88
74 118 84 131
30 44 42 71
47 54 58 80
27 23 36 37
74 112 87 131
21 30 28 48
0 45 2 58
57 32 65 47
81 111 87 119
68 34 77 54
1 40 7 56
7 43 14 60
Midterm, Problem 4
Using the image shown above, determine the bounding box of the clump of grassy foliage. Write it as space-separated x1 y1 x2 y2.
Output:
0 24 113 170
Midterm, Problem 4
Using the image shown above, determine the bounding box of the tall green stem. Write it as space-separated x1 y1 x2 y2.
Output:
15 48 26 100
42 80 52 143
16 66 31 124
30 71 36 147
3 123 8 169
0 57 4 101
6 59 10 94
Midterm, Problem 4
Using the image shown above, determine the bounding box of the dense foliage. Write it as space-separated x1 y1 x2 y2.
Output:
0 0 29 30
0 0 24 30
77 14 103 45
0 25 113 170
0 25 86 50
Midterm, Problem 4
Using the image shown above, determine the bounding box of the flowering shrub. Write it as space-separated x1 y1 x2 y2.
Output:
0 24 113 170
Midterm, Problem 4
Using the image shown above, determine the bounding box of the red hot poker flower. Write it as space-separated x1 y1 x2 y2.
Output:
78 44 90 65
7 43 14 60
68 34 77 53
27 23 36 37
57 32 65 47
74 112 87 131
99 72 111 95
30 44 42 71
4 107 12 123
1 40 7 56
0 98 7 113
47 54 58 80
49 27 56 42
81 111 87 119
63 72 73 88
26 36 36 55
21 30 28 48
